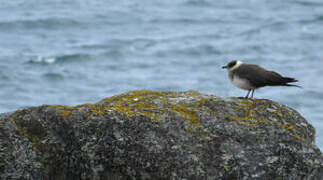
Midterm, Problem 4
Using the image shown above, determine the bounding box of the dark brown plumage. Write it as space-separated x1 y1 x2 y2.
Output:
232 64 300 88
223 60 301 98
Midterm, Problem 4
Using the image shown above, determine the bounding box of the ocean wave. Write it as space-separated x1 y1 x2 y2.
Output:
154 44 221 57
80 38 156 49
148 17 223 25
42 72 64 81
28 56 56 64
79 38 157 57
28 53 91 64
0 18 81 31
55 53 91 62
298 15 323 24
294 0 323 6
183 0 215 7
316 15 323 21
0 71 9 80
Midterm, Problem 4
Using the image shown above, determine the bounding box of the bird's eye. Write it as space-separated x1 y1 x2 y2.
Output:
228 61 236 68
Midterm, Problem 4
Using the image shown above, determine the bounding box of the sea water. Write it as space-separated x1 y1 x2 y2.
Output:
0 0 323 149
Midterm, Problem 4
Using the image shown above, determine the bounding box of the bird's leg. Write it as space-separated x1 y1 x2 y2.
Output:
245 90 251 98
251 90 254 98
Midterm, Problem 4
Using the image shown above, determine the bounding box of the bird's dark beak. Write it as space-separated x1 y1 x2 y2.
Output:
222 66 227 69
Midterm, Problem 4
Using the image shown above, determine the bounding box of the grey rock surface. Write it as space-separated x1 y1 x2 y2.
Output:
0 90 322 180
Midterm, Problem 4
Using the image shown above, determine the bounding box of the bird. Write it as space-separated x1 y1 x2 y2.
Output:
222 60 301 98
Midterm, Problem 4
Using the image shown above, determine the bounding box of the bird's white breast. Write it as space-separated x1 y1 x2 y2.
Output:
231 75 254 90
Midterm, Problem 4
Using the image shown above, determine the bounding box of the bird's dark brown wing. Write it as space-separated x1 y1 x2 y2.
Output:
265 70 291 86
232 64 289 88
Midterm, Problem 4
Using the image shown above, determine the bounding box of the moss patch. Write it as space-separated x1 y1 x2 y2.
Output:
41 90 211 133
9 111 43 153
225 98 303 140
98 90 207 127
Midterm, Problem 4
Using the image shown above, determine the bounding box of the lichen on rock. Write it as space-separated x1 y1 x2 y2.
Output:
0 90 322 179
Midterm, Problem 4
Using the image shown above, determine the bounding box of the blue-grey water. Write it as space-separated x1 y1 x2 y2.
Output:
1 0 322 149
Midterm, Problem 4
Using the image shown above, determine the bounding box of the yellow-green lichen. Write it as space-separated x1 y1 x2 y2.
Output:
225 98 304 141
43 90 209 134
224 98 269 128
47 105 78 119
9 116 42 153
96 90 206 128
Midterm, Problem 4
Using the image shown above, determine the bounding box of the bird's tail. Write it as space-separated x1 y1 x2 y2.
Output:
283 77 298 83
284 84 302 88
282 77 302 88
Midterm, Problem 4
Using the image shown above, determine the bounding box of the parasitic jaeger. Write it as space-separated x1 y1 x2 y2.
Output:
222 60 301 98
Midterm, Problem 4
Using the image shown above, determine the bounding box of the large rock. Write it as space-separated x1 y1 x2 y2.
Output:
0 90 322 179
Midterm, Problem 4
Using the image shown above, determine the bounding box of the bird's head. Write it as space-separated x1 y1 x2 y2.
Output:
222 60 243 71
